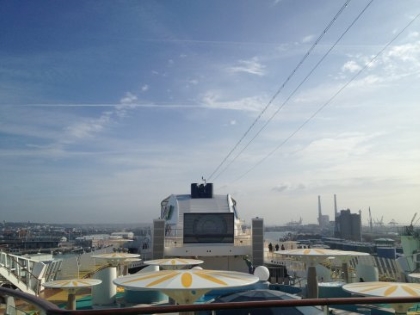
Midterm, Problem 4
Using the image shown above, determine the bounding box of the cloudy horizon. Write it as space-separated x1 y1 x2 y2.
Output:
1 0 419 226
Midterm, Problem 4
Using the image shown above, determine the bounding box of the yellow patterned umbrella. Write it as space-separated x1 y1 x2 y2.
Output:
276 249 368 298
276 248 368 261
43 279 102 310
343 281 420 314
113 269 259 304
409 273 420 280
91 253 140 266
144 258 204 269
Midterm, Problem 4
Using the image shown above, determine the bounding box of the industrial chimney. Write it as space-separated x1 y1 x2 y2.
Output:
318 195 322 227
334 194 338 217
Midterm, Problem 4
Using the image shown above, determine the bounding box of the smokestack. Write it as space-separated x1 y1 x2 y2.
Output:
333 194 339 237
318 195 322 226
334 194 338 216
318 195 322 216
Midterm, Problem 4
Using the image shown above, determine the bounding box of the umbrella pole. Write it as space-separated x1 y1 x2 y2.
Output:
392 303 414 315
307 266 318 298
67 290 76 310
342 262 349 283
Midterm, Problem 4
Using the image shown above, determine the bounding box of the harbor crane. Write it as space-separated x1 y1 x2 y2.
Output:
406 212 418 235
411 212 418 227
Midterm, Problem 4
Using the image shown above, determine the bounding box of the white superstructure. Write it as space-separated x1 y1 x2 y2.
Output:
152 183 261 273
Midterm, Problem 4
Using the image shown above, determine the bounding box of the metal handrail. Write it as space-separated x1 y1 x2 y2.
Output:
3 286 420 315
0 253 41 294
0 287 60 315
1 252 40 279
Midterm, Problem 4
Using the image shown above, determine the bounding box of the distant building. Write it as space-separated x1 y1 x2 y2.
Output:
74 234 110 248
319 215 330 228
334 209 362 241
111 231 134 239
317 195 330 229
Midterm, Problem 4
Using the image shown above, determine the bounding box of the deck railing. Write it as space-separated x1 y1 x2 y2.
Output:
3 286 420 315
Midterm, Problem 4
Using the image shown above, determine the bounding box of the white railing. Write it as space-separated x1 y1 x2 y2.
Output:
0 251 45 295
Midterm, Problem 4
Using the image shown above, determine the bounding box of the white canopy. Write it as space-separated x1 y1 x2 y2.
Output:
114 269 258 304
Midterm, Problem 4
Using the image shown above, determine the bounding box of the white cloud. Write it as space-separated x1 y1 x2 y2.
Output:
339 41 420 83
202 92 266 112
228 58 266 76
185 79 199 89
349 74 383 88
385 41 420 65
272 182 306 193
341 60 362 73
43 91 142 147
276 43 291 52
272 183 288 192
119 92 138 104
141 85 149 92
64 114 110 140
299 132 380 162
292 82 342 106
407 31 419 39
116 92 138 117
302 35 314 44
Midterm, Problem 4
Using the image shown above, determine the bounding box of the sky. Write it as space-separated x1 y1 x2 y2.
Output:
1 0 419 226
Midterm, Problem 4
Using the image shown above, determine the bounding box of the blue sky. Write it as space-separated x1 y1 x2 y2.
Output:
1 0 419 226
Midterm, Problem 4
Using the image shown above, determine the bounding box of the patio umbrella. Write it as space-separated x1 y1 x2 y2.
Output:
144 258 204 269
213 289 323 315
91 252 141 275
275 248 368 298
42 279 102 310
91 252 140 266
408 273 420 281
343 281 420 314
113 268 259 305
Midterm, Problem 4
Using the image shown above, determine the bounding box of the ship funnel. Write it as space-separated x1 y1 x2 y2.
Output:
191 182 213 198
